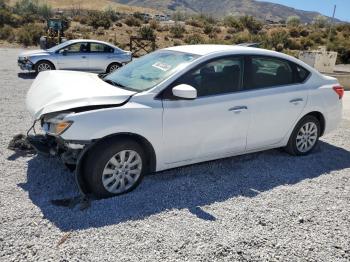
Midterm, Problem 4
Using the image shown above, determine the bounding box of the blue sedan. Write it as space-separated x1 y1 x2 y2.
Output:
18 39 132 73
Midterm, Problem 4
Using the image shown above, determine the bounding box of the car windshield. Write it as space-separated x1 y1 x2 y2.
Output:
46 40 74 52
103 50 200 92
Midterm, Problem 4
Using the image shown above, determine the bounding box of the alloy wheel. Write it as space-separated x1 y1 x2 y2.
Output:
37 63 52 72
296 122 318 153
101 150 142 194
109 64 119 72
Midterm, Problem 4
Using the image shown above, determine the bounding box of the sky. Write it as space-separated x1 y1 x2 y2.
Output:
258 0 350 22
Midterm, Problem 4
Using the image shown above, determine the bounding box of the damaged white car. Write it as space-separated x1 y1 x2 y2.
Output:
26 45 343 198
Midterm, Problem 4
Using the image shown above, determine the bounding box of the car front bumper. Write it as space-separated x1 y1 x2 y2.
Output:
27 134 88 165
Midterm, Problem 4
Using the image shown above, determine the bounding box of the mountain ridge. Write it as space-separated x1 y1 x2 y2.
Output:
112 0 339 23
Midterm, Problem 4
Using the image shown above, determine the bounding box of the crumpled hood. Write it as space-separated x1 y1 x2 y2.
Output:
26 70 136 119
19 49 51 58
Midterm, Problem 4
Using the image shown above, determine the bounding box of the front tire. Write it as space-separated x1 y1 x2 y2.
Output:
84 138 146 198
285 115 320 156
35 61 55 73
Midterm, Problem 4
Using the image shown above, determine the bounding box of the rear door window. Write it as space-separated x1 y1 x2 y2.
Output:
90 43 114 53
245 56 294 90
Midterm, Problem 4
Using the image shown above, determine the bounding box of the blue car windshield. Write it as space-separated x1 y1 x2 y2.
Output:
103 50 200 92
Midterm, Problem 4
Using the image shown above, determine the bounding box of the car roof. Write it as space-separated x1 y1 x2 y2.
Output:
65 39 115 46
165 44 318 73
166 44 277 56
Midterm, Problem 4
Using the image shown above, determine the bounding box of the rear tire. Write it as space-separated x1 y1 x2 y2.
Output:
284 115 320 156
35 60 55 73
84 138 146 198
106 62 121 73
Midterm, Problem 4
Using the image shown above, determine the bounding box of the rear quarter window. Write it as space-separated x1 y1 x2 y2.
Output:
295 65 310 83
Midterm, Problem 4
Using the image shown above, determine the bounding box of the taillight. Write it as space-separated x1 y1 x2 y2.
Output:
333 85 344 99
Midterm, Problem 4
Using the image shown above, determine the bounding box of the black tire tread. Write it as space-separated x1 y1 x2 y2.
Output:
84 138 146 198
284 115 320 156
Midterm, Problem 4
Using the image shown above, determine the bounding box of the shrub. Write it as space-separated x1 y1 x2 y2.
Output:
139 25 155 39
300 29 309 37
87 11 111 29
172 11 186 22
223 16 243 31
300 37 314 49
198 14 216 25
289 27 300 37
104 6 119 22
276 43 284 52
227 27 238 34
124 16 141 27
132 12 143 20
0 24 14 41
213 26 221 34
203 23 213 35
239 15 262 34
309 32 325 44
313 15 328 28
269 28 289 49
13 0 52 20
232 31 251 44
17 23 44 46
0 8 13 27
185 18 204 28
224 34 232 40
184 33 204 44
286 38 301 50
286 16 300 27
149 19 159 30
170 23 186 38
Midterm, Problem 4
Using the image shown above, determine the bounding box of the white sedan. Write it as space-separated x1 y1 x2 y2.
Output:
25 45 344 198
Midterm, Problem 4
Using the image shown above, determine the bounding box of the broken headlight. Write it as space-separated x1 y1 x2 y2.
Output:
42 113 73 136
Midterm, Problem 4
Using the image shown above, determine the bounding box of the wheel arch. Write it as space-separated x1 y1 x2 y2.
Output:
302 111 326 137
35 59 56 70
106 61 122 72
76 132 157 195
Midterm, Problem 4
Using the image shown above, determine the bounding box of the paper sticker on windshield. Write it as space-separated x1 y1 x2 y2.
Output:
152 62 172 71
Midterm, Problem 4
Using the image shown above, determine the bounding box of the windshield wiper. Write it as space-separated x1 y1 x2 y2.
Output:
103 78 126 88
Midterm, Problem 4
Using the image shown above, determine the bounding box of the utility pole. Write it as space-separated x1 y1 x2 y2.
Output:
327 4 336 46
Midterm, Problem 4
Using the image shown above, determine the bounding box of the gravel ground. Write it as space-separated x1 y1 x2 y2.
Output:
1 48 350 262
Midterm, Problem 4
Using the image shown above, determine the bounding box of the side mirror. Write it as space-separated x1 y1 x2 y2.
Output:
61 49 68 56
172 84 197 100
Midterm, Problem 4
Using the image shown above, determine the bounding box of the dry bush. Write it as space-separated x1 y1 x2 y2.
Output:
185 18 204 28
289 27 300 37
184 33 204 44
203 24 213 35
139 25 155 39
124 16 141 27
269 28 289 49
0 25 15 41
17 23 44 46
170 23 186 38
149 20 159 30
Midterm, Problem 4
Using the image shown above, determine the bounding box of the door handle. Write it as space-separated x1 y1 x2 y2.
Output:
81 56 86 59
228 106 248 112
289 98 303 103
